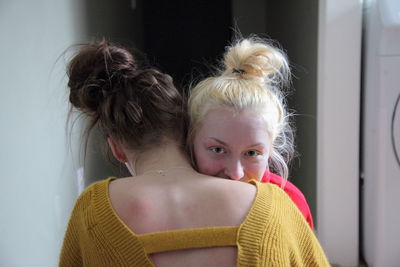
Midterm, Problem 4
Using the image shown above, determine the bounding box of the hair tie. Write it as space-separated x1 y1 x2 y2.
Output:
232 68 245 74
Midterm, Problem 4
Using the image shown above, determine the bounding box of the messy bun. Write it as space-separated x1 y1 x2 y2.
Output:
68 41 137 112
223 38 289 83
188 37 294 179
67 40 186 152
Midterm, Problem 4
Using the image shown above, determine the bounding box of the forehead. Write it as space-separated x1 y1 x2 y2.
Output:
197 108 269 144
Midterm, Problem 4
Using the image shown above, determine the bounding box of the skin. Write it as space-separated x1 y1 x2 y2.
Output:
107 137 257 266
193 108 271 182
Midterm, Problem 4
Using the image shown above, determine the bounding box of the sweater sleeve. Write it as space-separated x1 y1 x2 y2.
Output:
243 182 329 266
262 171 314 229
273 186 330 266
59 179 153 267
59 186 94 267
59 183 101 267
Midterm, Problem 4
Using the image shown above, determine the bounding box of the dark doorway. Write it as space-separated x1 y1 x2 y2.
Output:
142 0 232 91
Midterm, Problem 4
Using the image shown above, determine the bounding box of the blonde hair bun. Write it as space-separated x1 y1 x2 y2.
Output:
223 38 289 82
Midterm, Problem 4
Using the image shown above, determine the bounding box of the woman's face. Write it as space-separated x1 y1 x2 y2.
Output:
193 108 271 182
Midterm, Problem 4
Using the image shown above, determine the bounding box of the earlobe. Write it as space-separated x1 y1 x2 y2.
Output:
107 138 127 162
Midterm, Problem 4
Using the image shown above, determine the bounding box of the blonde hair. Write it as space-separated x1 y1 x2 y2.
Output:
187 37 294 179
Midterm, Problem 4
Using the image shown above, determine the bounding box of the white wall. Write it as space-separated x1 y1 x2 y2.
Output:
317 0 362 266
0 1 86 266
0 1 141 265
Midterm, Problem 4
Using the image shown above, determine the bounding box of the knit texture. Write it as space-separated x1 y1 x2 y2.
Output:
261 171 314 229
59 178 330 266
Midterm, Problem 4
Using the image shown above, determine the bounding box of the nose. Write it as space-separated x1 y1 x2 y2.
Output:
224 159 245 181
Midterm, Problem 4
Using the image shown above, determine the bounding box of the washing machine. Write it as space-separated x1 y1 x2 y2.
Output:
362 0 400 266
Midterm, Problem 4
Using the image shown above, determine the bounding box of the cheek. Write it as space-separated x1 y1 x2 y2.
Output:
198 161 221 176
245 159 269 180
193 145 221 176
194 151 220 176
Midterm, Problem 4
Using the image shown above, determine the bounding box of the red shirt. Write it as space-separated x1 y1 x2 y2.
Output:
261 171 314 230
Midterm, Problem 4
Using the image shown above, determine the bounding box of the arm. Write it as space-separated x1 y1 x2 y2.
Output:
59 201 83 267
262 171 314 229
264 183 330 266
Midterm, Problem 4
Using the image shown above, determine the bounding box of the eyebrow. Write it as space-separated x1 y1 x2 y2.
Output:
208 137 228 146
208 137 265 148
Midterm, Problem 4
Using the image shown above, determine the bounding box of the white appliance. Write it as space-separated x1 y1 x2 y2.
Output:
362 0 400 266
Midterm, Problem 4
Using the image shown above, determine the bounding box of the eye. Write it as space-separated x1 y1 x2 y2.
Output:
210 147 226 154
245 150 260 157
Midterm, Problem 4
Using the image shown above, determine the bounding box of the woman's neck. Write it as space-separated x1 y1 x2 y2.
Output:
128 139 193 176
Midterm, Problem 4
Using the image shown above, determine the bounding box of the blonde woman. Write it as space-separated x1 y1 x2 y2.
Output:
187 37 313 229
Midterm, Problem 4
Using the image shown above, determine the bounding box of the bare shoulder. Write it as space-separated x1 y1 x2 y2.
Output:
108 176 258 234
191 177 258 225
209 178 257 205
108 177 152 231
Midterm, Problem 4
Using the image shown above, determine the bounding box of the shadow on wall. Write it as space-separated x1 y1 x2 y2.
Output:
84 0 143 48
264 0 319 220
85 127 129 186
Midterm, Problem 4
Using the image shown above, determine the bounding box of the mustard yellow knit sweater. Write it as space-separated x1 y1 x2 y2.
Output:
59 178 330 266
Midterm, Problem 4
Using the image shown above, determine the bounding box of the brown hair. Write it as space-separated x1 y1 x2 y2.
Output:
67 40 186 153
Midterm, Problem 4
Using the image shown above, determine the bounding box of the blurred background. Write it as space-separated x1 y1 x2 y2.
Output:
0 0 399 266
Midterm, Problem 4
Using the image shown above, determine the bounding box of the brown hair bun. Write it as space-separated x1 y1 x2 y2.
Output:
67 40 138 113
67 40 186 152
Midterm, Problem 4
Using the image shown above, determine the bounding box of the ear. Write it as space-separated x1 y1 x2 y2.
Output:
107 138 127 163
